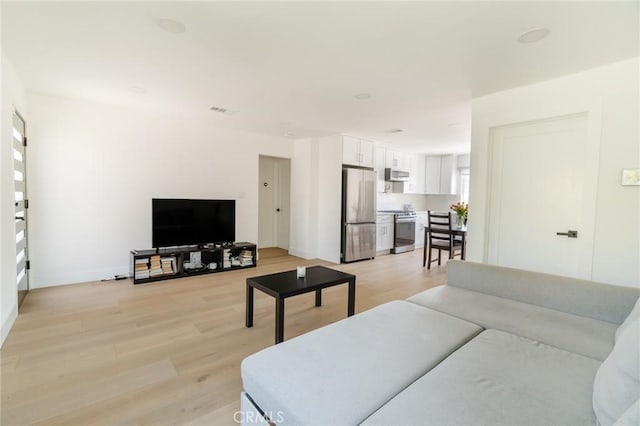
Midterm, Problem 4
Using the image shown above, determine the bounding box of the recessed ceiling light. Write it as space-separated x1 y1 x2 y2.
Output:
156 18 186 34
517 28 550 44
354 93 371 100
128 86 146 94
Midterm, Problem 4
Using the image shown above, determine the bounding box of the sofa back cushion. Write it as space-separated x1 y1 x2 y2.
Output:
593 309 640 426
446 261 640 324
615 296 640 342
407 285 617 361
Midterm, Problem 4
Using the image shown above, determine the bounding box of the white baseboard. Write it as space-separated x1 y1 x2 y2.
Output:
1 304 18 348
288 247 313 259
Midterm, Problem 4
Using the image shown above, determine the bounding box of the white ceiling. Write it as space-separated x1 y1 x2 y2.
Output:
2 1 638 154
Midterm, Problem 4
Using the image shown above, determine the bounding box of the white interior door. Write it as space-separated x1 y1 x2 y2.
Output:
487 113 597 279
258 156 275 248
13 109 29 307
258 156 290 250
275 159 290 250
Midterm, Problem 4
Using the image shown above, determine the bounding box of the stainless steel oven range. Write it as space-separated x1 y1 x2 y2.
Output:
378 210 416 253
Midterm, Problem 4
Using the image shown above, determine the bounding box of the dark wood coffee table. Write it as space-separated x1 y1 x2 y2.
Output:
245 266 356 344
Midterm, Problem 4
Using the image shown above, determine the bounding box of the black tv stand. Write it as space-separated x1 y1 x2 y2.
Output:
131 242 257 285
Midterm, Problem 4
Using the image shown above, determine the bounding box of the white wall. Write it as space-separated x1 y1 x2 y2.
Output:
26 94 294 287
377 193 458 212
468 58 640 287
316 135 342 263
1 50 27 345
289 138 314 259
289 136 342 263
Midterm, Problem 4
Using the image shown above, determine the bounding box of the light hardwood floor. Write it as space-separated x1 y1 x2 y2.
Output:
1 249 449 425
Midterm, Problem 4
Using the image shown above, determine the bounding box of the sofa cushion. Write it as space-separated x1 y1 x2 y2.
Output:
241 300 481 425
593 311 640 426
615 296 640 342
446 260 640 324
362 329 601 426
613 398 640 426
407 285 617 360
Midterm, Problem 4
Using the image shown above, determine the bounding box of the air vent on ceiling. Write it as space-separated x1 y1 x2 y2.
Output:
210 106 228 113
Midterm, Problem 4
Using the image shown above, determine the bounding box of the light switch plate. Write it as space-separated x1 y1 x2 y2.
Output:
621 169 640 186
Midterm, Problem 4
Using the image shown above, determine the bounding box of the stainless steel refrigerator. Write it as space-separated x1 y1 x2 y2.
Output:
341 167 376 262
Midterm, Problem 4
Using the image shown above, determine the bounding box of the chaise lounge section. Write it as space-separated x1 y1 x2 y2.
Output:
241 261 640 425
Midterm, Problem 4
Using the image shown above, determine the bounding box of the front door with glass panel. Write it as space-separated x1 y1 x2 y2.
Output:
13 110 29 307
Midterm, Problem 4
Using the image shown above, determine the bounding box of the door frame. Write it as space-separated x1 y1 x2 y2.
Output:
484 104 602 279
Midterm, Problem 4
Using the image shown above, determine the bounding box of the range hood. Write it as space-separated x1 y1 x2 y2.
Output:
384 168 410 182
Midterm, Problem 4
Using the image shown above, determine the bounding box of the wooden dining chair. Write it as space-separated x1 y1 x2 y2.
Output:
423 211 464 269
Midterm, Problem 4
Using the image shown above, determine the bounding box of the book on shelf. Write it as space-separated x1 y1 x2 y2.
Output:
149 269 163 277
160 257 175 274
135 267 150 279
238 250 254 266
148 254 163 276
223 249 232 268
135 257 150 279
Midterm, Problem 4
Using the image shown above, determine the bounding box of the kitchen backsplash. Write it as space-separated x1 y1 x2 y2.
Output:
377 193 459 212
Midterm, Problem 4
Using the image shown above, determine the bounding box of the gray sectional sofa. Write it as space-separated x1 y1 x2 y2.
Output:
240 261 640 425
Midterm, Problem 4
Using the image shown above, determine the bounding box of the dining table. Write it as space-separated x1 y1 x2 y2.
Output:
422 224 467 267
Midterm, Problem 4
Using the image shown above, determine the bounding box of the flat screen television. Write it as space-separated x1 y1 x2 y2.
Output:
152 199 235 248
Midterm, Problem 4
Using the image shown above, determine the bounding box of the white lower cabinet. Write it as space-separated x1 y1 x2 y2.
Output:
415 212 428 248
376 215 394 251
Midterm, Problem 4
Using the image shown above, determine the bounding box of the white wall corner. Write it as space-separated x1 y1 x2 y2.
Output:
1 303 17 347
287 247 313 260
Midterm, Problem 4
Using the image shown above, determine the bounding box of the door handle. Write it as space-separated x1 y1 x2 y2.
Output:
15 216 25 221
556 230 578 238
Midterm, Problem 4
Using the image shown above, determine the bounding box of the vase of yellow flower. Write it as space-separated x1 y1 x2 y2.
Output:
450 202 468 227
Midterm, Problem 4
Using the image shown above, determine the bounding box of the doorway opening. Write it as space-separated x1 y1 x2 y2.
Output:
258 156 291 255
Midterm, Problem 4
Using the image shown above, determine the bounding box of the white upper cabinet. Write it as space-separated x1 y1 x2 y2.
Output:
406 154 426 194
439 155 457 195
342 136 361 166
342 136 375 168
384 149 407 170
425 154 458 195
425 156 442 194
360 140 375 168
375 146 387 193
